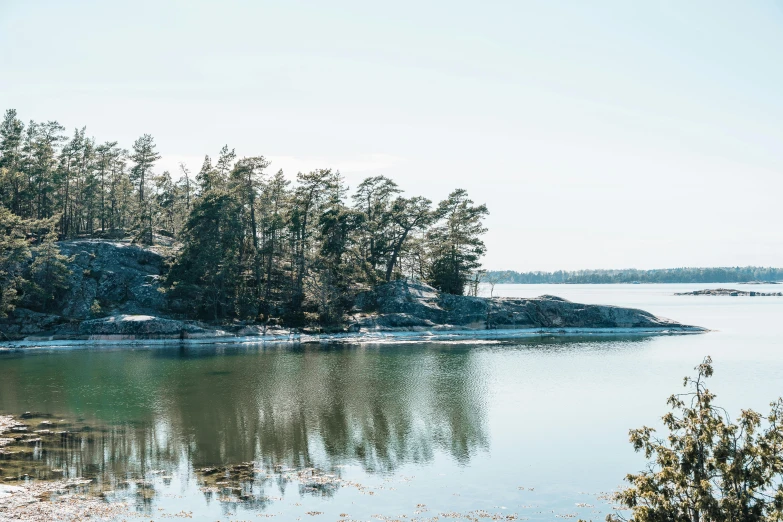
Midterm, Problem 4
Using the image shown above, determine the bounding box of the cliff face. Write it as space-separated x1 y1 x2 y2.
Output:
55 240 167 319
0 240 169 340
0 241 702 342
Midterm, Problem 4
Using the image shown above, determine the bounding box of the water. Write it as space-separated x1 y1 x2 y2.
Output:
1 283 782 520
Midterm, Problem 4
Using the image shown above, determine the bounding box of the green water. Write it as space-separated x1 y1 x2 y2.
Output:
1 283 783 520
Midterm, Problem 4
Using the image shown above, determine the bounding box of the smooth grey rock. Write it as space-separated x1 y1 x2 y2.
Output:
355 280 699 331
56 240 167 319
0 309 66 337
77 315 225 339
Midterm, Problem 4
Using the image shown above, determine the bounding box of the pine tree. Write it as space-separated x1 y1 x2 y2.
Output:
0 109 24 214
129 134 160 244
351 176 401 284
167 190 244 320
230 156 269 301
24 229 71 312
385 196 432 282
258 169 290 317
427 189 488 295
0 207 32 318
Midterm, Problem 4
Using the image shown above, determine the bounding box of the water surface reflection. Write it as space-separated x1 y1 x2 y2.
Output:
0 343 498 484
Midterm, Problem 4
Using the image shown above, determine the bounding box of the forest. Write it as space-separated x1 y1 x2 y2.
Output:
0 109 488 324
488 267 783 284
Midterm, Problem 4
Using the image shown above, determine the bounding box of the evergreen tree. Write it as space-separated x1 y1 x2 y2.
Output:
427 189 488 295
94 141 119 233
230 156 269 301
289 169 341 313
23 229 71 312
167 189 244 320
258 169 290 317
32 121 66 222
177 162 193 217
196 155 219 194
384 196 432 282
0 207 32 318
351 176 401 284
129 134 160 244
155 170 176 236
0 109 24 214
610 357 783 522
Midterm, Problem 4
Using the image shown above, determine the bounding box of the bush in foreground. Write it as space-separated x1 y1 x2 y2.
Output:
608 357 783 522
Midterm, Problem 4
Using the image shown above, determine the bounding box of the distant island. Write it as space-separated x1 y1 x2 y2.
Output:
486 267 783 285
675 288 783 297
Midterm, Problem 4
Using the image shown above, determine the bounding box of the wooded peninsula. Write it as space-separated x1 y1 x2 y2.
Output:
0 108 489 326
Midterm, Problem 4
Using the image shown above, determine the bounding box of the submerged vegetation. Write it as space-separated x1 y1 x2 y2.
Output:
0 108 488 325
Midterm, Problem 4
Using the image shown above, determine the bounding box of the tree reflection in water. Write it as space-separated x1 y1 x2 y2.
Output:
0 343 489 493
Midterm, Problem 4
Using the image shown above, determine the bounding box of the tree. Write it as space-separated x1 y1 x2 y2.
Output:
310 195 361 324
289 169 340 312
258 169 290 317
24 229 71 312
426 189 488 295
129 134 160 244
94 141 119 233
230 156 269 299
166 189 244 320
154 170 176 236
178 162 193 214
107 147 131 234
384 196 432 282
0 207 33 318
0 109 24 214
609 357 783 522
351 176 401 284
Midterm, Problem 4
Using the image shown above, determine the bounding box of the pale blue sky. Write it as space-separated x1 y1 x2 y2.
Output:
2 1 783 270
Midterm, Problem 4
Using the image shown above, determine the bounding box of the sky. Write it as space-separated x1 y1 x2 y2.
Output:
2 0 783 271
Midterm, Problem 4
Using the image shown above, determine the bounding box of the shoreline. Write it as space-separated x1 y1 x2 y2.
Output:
0 325 708 351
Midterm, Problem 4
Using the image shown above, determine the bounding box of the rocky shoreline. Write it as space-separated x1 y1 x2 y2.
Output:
0 240 705 345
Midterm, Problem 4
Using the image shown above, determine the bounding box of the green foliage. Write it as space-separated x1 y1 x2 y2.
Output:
0 107 491 325
129 134 160 244
23 229 72 312
427 189 488 295
0 207 32 317
609 357 783 522
166 189 245 320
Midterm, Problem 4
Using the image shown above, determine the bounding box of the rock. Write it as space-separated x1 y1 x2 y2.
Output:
676 288 783 297
0 239 704 342
76 315 227 339
355 312 437 330
354 280 700 331
55 240 167 319
0 309 66 338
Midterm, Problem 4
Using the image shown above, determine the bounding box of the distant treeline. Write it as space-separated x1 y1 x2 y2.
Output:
487 267 783 284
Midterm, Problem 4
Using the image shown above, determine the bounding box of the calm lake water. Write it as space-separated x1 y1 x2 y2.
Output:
1 283 782 520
